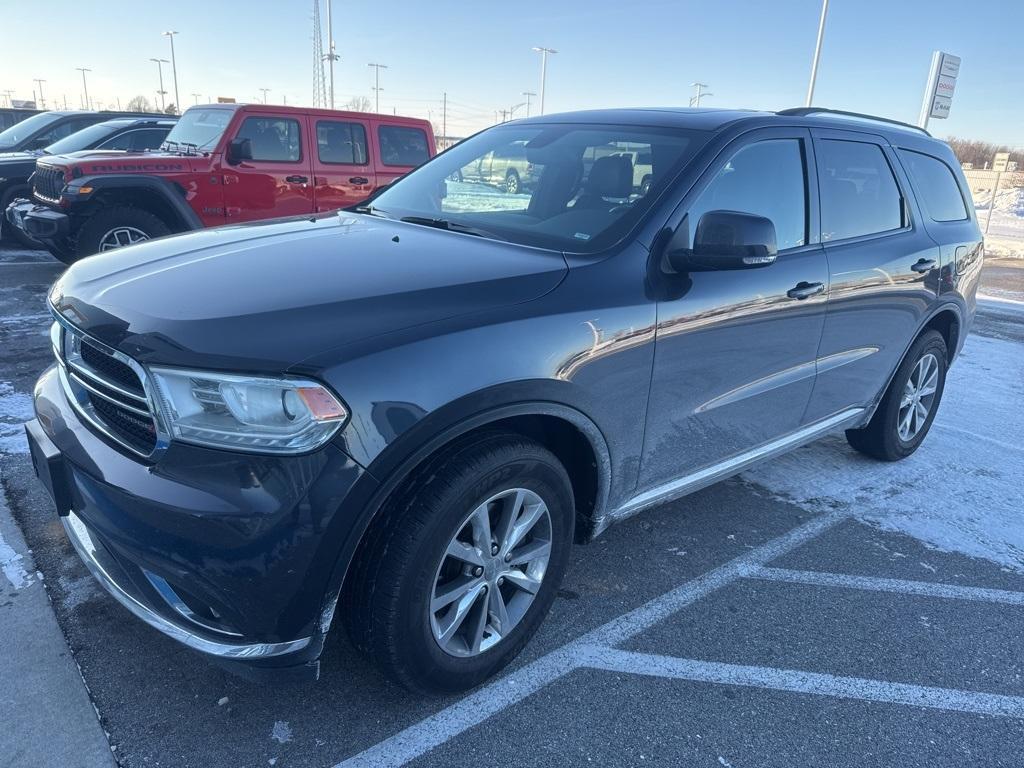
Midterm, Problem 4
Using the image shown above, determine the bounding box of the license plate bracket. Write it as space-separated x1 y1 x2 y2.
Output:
25 419 73 516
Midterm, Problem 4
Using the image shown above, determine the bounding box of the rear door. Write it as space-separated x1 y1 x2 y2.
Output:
221 112 314 222
803 128 940 423
311 117 375 211
374 122 432 188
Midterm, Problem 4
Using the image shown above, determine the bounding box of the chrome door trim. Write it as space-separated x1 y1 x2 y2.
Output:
610 407 864 523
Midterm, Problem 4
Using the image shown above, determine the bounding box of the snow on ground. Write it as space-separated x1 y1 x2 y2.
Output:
0 381 33 455
973 185 1024 258
443 180 532 213
745 333 1024 572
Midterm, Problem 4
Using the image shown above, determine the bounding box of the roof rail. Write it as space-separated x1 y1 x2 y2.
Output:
776 107 931 137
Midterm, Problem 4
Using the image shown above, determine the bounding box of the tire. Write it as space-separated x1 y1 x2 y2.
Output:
1 186 44 249
845 329 948 461
504 169 520 194
344 432 574 693
75 205 170 259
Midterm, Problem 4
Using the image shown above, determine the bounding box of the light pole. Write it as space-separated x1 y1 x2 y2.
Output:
2 91 14 108
150 58 169 111
522 91 536 117
259 88 270 104
191 92 201 105
509 101 527 120
33 79 47 109
163 31 180 113
324 0 339 109
532 47 557 115
76 67 91 110
805 0 829 106
368 63 388 113
689 82 712 107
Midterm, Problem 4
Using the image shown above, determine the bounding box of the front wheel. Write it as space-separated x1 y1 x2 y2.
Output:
75 205 171 259
504 169 520 194
846 329 948 461
344 433 574 693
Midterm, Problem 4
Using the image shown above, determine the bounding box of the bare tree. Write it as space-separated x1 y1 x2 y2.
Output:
946 136 1022 169
343 95 372 112
125 95 154 113
164 103 177 115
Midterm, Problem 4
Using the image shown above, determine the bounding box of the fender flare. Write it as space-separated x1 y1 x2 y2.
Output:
66 174 203 230
315 398 612 638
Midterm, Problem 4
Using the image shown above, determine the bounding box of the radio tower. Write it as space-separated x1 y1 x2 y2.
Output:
312 0 328 108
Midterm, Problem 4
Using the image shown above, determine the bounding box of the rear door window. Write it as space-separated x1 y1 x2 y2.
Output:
378 125 429 167
818 139 905 242
898 149 968 222
235 116 302 162
687 138 808 250
316 121 368 164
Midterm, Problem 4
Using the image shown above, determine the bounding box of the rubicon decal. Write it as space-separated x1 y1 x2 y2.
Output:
87 163 186 173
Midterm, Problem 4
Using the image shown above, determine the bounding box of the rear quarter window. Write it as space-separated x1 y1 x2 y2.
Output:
378 125 430 167
898 149 969 222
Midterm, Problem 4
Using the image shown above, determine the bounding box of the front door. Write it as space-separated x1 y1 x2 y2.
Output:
639 129 829 493
802 128 941 423
222 113 314 223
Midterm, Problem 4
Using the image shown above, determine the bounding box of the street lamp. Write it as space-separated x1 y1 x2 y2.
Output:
33 79 46 109
191 92 201 105
163 31 180 114
368 63 388 113
522 91 536 118
805 0 829 106
259 88 270 104
323 0 339 109
150 58 169 111
75 67 91 110
531 46 557 115
689 82 712 107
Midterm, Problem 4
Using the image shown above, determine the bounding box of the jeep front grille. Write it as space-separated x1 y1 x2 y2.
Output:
51 317 163 458
33 165 66 204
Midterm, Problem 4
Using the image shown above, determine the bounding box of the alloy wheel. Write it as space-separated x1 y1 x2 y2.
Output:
429 487 552 657
98 226 150 252
897 352 939 441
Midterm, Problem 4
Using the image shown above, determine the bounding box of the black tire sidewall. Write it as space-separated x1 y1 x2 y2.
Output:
76 206 170 258
392 447 573 692
877 331 948 459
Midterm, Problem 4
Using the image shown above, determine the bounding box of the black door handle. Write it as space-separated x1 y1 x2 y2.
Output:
787 281 825 300
911 258 937 273
285 175 308 184
349 176 369 185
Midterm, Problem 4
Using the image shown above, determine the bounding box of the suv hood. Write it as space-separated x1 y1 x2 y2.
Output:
42 149 209 175
50 213 567 371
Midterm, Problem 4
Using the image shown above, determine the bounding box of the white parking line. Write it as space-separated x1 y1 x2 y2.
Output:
577 646 1024 719
334 510 849 768
750 567 1024 605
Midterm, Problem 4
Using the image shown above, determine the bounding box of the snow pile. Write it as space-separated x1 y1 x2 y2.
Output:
745 334 1024 572
0 381 33 455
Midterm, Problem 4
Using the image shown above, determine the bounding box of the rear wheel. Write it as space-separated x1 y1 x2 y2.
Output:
846 329 948 461
504 169 520 194
344 432 574 693
75 206 170 259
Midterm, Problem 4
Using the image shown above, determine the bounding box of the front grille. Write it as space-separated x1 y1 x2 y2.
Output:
33 165 66 203
53 320 160 458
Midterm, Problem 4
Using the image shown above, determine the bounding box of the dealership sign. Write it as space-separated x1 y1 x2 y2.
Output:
920 51 960 125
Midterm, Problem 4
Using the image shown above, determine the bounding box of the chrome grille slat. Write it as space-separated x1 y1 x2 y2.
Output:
50 314 165 458
33 166 65 203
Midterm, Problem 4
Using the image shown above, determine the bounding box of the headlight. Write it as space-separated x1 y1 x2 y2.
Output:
148 367 347 454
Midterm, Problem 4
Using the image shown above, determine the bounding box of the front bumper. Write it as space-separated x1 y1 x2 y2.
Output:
29 365 374 679
5 197 69 244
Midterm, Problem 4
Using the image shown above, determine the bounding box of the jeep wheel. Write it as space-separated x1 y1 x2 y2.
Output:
344 432 574 693
845 329 948 461
504 169 520 194
75 206 171 259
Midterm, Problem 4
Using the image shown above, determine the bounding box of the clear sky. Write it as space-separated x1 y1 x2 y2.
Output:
2 0 1021 146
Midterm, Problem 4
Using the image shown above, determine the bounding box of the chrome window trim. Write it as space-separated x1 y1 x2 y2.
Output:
63 511 310 659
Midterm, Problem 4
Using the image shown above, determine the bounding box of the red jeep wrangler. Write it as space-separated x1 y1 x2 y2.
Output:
6 103 435 262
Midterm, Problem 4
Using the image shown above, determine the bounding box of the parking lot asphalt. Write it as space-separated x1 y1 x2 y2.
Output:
1 244 1023 768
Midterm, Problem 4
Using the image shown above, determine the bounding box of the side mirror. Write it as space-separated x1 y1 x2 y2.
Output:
667 210 778 272
226 137 252 165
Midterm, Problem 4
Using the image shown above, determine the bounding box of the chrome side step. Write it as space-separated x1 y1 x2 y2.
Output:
611 408 864 522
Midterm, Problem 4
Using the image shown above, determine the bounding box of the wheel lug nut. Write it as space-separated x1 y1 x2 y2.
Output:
491 544 499 556
504 553 512 562
497 577 504 586
473 566 484 577
481 584 487 594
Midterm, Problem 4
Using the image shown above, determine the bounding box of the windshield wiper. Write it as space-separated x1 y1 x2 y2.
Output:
399 216 505 241
351 204 389 217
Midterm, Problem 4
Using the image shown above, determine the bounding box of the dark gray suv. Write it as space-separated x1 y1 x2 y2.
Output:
26 107 982 693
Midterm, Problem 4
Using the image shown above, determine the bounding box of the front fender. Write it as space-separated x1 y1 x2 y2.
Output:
66 173 203 230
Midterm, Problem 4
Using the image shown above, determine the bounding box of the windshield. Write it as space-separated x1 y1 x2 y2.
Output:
0 111 65 150
43 121 121 155
367 123 707 253
161 108 233 152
